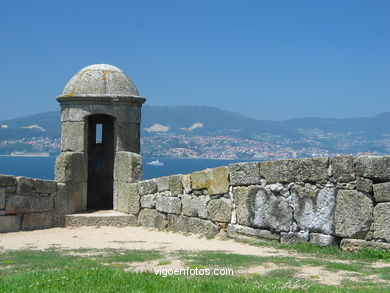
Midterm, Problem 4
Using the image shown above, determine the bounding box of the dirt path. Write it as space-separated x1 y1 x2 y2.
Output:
0 226 386 286
0 226 284 257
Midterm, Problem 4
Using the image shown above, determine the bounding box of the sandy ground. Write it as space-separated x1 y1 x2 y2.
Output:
0 226 386 286
0 226 288 257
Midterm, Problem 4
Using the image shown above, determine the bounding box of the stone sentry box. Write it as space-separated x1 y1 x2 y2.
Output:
55 64 146 213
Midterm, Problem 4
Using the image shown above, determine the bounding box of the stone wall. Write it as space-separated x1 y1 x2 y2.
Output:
0 175 60 232
116 156 390 249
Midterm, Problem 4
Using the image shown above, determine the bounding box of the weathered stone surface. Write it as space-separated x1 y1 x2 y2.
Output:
116 122 140 153
156 195 181 214
181 195 208 219
55 152 86 183
233 186 251 226
68 182 87 213
207 198 232 222
330 156 355 182
114 152 142 183
292 187 336 234
355 156 390 181
5 195 53 214
137 179 157 196
0 188 4 210
140 194 156 208
182 174 192 194
260 157 329 183
138 208 167 229
114 182 140 215
16 177 34 196
280 231 309 244
167 214 219 236
61 122 86 152
373 203 390 241
356 177 373 193
0 175 17 187
21 212 52 230
65 210 137 227
0 215 21 232
156 176 170 192
373 183 390 202
310 233 337 247
191 167 228 195
53 183 70 227
335 190 373 238
341 238 390 252
250 187 293 232
34 179 57 194
227 224 279 242
61 104 141 123
169 175 184 196
228 162 261 186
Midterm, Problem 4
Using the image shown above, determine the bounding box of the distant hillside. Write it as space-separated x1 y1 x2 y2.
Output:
1 105 390 155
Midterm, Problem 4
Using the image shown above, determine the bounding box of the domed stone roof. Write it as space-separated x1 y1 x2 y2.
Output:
61 64 139 97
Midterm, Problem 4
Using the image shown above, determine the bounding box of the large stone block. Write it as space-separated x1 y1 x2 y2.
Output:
167 214 219 236
138 208 167 229
67 182 87 213
330 156 355 183
61 122 86 152
21 212 52 230
340 238 390 252
356 177 373 193
280 231 309 244
140 194 157 209
0 186 14 210
16 177 34 196
292 186 336 234
250 187 293 232
34 179 57 194
181 195 208 219
5 195 53 214
116 122 140 152
113 152 142 183
228 162 261 186
182 174 192 194
53 183 70 227
207 198 232 222
191 167 228 195
114 182 140 215
169 175 184 196
156 176 170 192
373 203 390 241
355 156 390 181
0 215 21 232
55 152 86 183
0 175 17 187
310 233 337 247
260 157 329 183
233 186 251 226
137 179 157 195
373 183 390 202
335 190 373 238
155 195 181 214
226 224 279 242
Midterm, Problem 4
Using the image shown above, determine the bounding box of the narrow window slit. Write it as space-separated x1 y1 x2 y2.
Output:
96 124 103 144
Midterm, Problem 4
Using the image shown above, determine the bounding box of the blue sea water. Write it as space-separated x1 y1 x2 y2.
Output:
0 156 254 180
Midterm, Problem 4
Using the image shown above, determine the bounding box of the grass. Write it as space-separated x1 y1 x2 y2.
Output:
1 246 390 292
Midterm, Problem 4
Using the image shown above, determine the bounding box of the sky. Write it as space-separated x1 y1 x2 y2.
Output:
0 0 389 121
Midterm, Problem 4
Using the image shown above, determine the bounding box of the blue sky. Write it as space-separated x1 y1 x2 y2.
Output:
0 0 389 120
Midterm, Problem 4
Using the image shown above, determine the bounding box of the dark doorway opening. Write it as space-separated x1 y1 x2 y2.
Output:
87 114 115 209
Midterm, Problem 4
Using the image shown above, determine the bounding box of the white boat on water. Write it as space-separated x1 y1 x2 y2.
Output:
146 159 164 166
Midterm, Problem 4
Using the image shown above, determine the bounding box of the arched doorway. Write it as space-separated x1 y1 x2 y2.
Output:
87 114 115 209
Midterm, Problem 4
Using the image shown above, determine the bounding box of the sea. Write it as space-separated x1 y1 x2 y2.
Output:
0 156 255 180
